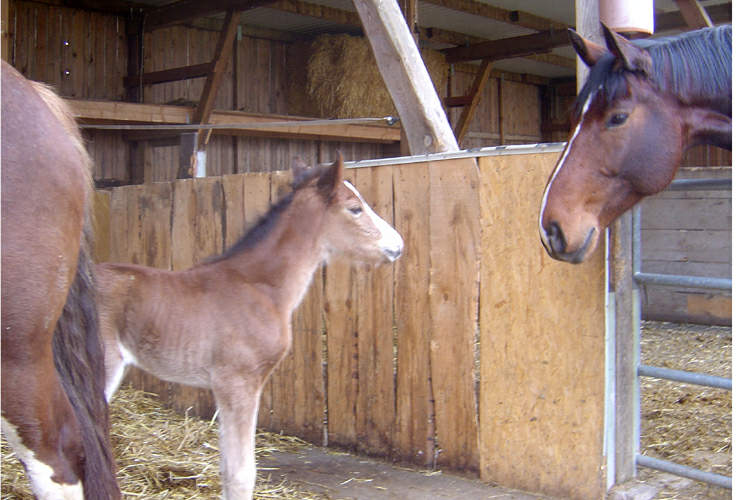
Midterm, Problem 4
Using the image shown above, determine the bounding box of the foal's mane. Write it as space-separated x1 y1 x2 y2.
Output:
575 25 731 118
212 165 330 262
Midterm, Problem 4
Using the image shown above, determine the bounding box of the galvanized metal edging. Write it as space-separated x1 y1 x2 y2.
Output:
638 364 732 390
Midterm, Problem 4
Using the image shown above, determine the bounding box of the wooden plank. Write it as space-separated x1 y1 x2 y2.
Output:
353 166 396 457
124 62 212 87
656 4 729 32
501 80 542 143
639 197 730 231
675 0 713 29
1 0 9 62
92 189 111 263
324 254 358 448
67 99 401 143
427 158 480 471
392 161 435 466
641 228 731 264
353 0 458 154
143 0 274 32
478 153 606 499
422 0 568 32
443 29 569 63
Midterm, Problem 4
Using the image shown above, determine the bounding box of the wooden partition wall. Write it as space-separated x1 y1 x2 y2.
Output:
93 152 606 499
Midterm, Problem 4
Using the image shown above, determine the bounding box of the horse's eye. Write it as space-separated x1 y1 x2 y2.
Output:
606 112 629 128
348 206 363 216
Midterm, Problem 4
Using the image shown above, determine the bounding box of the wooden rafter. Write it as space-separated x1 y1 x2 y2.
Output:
656 4 729 31
124 62 213 87
421 0 568 32
452 58 492 144
674 0 714 29
443 29 570 64
144 0 273 32
194 10 242 148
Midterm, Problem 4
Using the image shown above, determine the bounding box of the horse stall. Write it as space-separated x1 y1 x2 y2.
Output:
0 0 732 499
75 146 605 499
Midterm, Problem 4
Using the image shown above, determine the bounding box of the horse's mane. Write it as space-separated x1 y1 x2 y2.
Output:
575 25 731 118
211 164 330 262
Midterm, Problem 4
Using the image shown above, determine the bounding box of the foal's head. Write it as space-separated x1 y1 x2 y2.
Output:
295 154 403 264
539 24 731 263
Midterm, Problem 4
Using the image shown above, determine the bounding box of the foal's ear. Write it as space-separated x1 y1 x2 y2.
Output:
601 23 652 75
317 152 344 200
568 28 607 67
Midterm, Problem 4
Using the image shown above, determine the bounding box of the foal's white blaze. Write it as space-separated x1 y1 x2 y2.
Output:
1 417 84 500
344 181 403 261
538 91 595 253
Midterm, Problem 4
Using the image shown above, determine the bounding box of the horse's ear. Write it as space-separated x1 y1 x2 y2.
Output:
317 152 344 200
601 23 652 75
568 28 607 67
291 156 308 183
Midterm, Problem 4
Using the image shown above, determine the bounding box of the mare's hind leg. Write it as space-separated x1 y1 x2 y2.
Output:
1 359 85 499
212 376 264 500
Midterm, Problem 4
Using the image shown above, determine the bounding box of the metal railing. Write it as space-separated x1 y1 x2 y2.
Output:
632 177 732 489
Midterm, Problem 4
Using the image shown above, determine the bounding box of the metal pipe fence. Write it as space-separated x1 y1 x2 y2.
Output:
631 176 732 489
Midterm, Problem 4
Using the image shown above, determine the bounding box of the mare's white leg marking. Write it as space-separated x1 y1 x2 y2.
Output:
1 417 84 500
105 341 137 401
538 91 595 251
343 180 403 260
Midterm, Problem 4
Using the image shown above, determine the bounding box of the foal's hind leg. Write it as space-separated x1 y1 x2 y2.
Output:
212 376 264 500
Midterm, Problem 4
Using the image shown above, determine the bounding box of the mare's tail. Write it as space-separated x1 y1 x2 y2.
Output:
52 225 121 499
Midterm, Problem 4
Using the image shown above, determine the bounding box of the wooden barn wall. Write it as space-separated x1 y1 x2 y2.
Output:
639 167 732 325
6 0 400 183
94 152 606 499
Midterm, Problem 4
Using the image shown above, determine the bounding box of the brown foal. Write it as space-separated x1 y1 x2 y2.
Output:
96 155 403 499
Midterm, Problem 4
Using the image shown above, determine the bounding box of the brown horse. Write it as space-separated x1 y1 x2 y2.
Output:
1 62 120 498
539 24 731 263
96 155 403 499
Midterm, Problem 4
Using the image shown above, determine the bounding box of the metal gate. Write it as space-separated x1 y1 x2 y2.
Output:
607 177 732 490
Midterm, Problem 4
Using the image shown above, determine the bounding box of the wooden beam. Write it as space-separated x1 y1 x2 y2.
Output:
194 10 242 149
443 29 570 63
271 0 360 27
1 0 9 62
66 99 401 143
353 0 458 154
674 0 714 29
454 58 492 144
655 4 729 32
421 0 568 32
125 14 144 102
144 0 273 32
124 62 213 87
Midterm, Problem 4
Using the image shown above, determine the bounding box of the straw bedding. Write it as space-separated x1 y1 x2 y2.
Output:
638 321 731 499
1 321 730 498
1 385 326 499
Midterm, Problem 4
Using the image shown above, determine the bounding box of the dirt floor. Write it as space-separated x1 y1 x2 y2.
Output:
1 321 730 499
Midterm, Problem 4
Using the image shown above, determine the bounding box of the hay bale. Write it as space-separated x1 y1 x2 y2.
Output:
290 33 448 119
1 386 326 499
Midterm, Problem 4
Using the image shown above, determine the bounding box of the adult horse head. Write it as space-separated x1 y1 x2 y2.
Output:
539 24 731 263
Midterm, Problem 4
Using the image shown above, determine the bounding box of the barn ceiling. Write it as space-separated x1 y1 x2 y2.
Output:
103 0 732 81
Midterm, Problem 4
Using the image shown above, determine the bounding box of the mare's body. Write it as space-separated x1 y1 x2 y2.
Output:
1 61 120 499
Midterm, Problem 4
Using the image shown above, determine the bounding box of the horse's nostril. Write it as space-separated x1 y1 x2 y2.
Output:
384 247 402 262
547 221 567 254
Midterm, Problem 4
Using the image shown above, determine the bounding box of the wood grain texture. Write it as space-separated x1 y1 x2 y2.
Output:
353 166 396 457
428 158 480 471
392 161 435 466
478 153 606 499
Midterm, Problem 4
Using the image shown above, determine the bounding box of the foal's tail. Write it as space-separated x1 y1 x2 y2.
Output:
52 224 121 499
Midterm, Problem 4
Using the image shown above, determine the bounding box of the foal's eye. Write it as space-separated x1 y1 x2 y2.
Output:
606 112 629 128
348 206 363 216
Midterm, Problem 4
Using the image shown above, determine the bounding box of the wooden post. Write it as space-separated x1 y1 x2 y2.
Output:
575 0 602 91
1 0 10 63
353 0 458 155
125 13 144 103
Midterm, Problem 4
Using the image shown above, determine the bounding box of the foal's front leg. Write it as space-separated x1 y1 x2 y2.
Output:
212 377 263 500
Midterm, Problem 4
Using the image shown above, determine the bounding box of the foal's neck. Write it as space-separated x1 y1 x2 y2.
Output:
220 193 328 316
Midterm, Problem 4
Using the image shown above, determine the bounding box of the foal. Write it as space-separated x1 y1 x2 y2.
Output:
96 155 403 498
